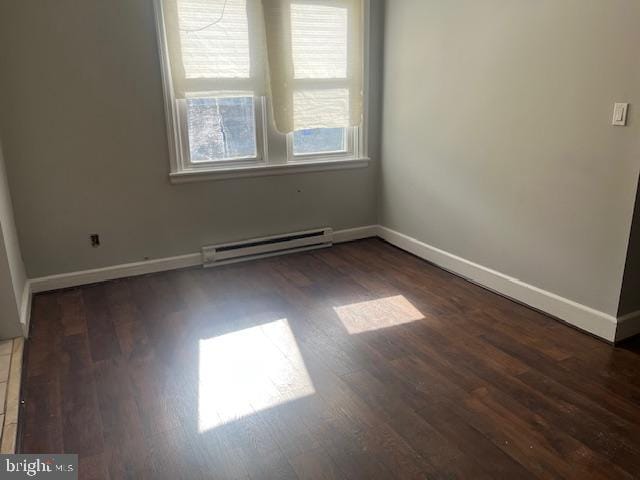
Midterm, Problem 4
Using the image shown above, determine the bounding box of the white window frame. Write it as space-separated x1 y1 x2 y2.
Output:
153 0 371 184
176 95 268 172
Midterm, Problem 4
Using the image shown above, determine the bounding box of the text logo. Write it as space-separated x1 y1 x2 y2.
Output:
0 455 77 479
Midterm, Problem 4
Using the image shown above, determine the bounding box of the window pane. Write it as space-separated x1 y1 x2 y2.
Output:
291 3 348 79
293 128 347 156
187 96 257 162
178 0 251 79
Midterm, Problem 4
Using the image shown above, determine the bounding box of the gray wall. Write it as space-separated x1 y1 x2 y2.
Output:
619 180 640 316
0 0 382 278
381 0 640 316
0 142 26 339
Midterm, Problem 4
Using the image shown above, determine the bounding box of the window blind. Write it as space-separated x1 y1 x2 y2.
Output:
263 0 363 132
161 0 363 134
162 0 268 98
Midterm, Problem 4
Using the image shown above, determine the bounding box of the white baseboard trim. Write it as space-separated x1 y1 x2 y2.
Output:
19 283 32 338
333 225 379 243
377 226 619 342
29 252 202 294
616 310 640 342
28 226 378 295
25 224 626 342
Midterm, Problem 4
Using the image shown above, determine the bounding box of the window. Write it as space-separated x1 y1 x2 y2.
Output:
186 95 257 162
293 128 347 156
288 4 349 157
155 0 368 181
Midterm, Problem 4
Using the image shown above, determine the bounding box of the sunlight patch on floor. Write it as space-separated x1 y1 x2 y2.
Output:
334 295 424 334
198 319 315 433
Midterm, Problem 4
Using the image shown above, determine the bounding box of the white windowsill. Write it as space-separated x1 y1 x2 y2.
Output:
169 157 371 184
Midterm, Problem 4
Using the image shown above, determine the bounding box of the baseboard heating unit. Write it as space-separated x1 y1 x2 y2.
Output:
202 228 334 267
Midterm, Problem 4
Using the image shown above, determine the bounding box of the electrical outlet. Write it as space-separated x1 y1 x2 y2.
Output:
90 234 101 248
612 103 629 126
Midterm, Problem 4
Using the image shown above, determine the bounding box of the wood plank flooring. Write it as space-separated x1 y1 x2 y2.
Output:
21 239 640 479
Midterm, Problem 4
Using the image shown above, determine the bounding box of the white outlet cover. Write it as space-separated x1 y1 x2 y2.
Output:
612 103 629 126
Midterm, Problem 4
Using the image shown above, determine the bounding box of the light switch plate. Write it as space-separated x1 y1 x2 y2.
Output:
612 103 629 126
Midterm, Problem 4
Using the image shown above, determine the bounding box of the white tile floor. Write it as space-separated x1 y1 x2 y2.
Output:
0 338 23 453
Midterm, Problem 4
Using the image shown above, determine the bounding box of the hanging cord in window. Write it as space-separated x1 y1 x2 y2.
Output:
179 0 229 32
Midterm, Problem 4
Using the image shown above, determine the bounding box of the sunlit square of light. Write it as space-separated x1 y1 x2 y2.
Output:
334 295 424 334
198 319 314 433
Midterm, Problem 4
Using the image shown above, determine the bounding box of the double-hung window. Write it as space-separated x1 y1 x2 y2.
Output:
155 0 368 181
286 1 362 160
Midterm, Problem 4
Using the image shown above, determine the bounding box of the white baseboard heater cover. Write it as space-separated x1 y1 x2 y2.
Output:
202 228 334 267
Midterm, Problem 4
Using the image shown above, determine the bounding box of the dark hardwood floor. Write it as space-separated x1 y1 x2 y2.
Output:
21 239 640 479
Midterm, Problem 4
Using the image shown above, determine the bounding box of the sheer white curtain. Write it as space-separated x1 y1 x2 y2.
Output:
162 0 363 134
